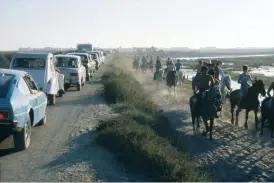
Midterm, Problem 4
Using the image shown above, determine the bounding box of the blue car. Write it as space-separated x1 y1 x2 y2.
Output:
0 68 47 150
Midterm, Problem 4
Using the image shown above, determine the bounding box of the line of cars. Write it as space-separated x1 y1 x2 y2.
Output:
0 50 106 150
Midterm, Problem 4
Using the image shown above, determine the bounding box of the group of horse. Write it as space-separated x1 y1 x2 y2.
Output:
190 70 273 140
132 58 154 73
132 58 274 140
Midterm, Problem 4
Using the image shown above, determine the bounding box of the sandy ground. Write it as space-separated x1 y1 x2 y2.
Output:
130 67 274 182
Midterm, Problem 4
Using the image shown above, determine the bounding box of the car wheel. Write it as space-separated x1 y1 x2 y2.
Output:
86 74 90 81
38 111 47 125
77 83 81 91
13 115 31 150
64 83 70 91
48 94 56 105
58 90 64 97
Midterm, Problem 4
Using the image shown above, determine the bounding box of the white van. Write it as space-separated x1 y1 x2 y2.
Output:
10 52 65 105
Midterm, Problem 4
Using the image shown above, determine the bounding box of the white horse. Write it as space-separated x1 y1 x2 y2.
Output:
176 70 185 90
219 75 232 117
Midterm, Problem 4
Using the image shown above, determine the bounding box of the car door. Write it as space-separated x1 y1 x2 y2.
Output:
23 74 46 125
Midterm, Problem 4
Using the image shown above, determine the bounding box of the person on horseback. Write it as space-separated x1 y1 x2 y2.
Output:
237 65 253 107
175 59 182 73
154 57 162 81
194 60 203 75
149 55 154 70
141 56 148 71
193 65 218 118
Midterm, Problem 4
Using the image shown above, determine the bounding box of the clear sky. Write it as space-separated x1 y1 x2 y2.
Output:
1 0 274 50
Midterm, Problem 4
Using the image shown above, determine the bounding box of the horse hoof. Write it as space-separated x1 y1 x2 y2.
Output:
245 125 248 129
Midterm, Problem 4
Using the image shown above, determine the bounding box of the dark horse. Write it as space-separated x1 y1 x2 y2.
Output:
229 79 266 130
260 97 274 138
189 82 222 140
166 70 177 97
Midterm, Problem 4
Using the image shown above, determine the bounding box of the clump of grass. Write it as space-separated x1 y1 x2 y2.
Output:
96 53 210 181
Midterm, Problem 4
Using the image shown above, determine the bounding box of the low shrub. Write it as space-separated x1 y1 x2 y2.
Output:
96 53 210 181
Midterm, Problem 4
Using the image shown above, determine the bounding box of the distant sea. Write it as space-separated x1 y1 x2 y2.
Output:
167 54 274 60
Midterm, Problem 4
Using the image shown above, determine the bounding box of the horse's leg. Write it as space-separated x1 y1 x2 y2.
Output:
260 115 267 136
209 117 214 140
244 110 249 129
202 116 209 136
231 103 235 125
254 108 259 131
236 107 241 126
191 112 196 132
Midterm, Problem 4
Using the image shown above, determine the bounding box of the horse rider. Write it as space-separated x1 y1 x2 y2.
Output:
154 57 162 80
193 65 218 118
141 55 148 69
214 61 226 85
194 60 203 75
149 55 154 69
237 65 253 108
175 59 182 74
166 58 175 72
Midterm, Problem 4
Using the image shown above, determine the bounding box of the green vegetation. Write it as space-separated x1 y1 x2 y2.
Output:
96 53 210 181
0 52 15 68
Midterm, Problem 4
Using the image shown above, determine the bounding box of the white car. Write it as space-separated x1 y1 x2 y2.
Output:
10 52 65 105
88 52 101 69
55 54 86 91
92 51 105 64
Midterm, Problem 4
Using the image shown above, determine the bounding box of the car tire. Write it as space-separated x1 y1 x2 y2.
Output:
77 83 81 91
58 90 64 97
48 94 56 105
13 115 31 150
86 74 90 81
64 83 70 91
38 111 47 125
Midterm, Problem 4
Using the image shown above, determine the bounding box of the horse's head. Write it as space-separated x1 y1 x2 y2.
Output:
252 78 266 97
208 82 221 100
222 75 232 91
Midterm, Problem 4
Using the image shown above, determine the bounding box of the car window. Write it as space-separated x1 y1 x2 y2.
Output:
24 75 38 92
71 54 88 63
18 77 31 95
0 74 14 98
56 57 78 68
12 58 45 68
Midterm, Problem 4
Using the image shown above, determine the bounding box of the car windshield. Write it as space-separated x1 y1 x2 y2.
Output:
56 57 78 68
71 54 88 63
12 58 45 68
0 74 14 98
91 54 97 60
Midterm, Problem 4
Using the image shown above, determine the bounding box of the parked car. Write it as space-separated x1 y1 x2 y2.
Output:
10 52 65 105
67 52 96 81
55 54 86 91
88 52 100 69
92 51 105 64
0 68 47 150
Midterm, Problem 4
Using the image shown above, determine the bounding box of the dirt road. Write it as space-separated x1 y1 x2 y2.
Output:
132 69 274 182
0 57 143 182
